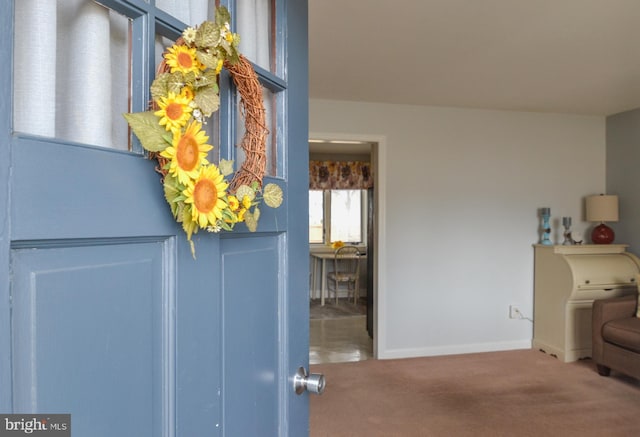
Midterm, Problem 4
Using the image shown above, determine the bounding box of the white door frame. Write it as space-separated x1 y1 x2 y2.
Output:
309 131 387 359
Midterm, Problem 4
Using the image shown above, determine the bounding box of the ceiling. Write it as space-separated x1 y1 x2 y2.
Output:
309 0 640 116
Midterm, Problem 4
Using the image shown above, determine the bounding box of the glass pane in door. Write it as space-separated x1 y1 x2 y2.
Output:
155 0 209 26
235 0 274 73
235 86 279 177
14 0 131 151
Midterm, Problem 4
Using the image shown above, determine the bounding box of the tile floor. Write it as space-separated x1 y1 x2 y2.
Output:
309 315 373 364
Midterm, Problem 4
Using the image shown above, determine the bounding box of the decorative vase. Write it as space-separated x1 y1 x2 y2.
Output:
540 208 552 245
591 223 615 244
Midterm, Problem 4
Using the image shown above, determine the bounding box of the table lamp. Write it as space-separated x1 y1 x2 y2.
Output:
585 194 618 244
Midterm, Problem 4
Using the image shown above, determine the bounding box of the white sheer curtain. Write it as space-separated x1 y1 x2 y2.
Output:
14 0 129 150
58 0 112 147
14 0 57 137
156 0 209 26
236 0 271 71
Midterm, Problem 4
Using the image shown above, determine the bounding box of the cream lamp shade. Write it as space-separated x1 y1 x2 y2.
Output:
586 195 619 223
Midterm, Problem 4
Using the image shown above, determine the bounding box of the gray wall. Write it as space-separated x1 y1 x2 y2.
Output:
606 108 640 253
311 98 606 359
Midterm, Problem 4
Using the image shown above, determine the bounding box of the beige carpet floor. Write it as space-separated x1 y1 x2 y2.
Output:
310 349 640 437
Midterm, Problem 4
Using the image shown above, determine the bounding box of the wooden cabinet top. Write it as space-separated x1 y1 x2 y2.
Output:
533 244 629 255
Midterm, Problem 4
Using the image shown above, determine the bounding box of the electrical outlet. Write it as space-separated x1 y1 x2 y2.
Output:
509 305 521 319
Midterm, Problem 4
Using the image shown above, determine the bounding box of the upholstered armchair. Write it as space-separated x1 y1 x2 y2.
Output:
592 294 640 380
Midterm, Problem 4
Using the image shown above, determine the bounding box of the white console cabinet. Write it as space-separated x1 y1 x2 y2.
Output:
533 244 640 362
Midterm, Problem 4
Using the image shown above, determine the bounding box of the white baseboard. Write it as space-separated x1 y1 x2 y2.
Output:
378 339 533 360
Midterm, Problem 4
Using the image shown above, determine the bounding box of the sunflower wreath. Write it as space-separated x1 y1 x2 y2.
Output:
124 7 282 254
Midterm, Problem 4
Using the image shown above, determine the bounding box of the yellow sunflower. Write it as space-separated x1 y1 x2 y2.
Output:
331 240 345 250
180 86 195 101
184 164 229 228
160 122 212 185
227 195 240 211
215 58 224 74
164 44 205 75
241 195 252 209
154 92 192 132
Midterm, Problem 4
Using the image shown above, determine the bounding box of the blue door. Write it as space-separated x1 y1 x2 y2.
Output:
0 0 309 435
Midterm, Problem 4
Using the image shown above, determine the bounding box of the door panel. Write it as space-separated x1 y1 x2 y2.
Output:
10 139 172 241
11 240 171 437
221 236 281 435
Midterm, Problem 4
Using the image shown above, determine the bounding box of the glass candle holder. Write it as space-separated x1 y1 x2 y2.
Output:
562 216 573 245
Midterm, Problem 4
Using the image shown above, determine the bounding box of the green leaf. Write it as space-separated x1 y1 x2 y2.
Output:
219 39 239 62
163 174 188 219
193 70 219 90
175 202 185 223
196 50 220 71
150 73 170 101
235 185 256 202
219 159 234 176
263 183 283 208
219 221 233 231
221 208 234 220
226 52 240 66
215 6 232 27
194 86 220 117
123 111 168 152
163 177 180 200
244 208 259 232
167 72 186 94
195 21 220 48
183 71 197 85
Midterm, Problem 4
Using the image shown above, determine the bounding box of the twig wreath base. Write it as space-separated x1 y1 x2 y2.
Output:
224 55 269 192
154 51 268 192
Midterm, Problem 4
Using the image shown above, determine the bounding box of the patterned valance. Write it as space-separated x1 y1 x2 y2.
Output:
309 161 373 190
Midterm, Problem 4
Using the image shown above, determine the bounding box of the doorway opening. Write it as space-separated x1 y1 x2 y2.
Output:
308 137 380 364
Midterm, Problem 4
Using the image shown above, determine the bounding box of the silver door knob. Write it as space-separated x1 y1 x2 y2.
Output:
294 367 325 395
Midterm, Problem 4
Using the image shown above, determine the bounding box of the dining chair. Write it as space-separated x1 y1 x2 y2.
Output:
327 246 360 305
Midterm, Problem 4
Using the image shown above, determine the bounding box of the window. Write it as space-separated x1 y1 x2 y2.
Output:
309 189 365 244
13 1 131 150
309 190 324 243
